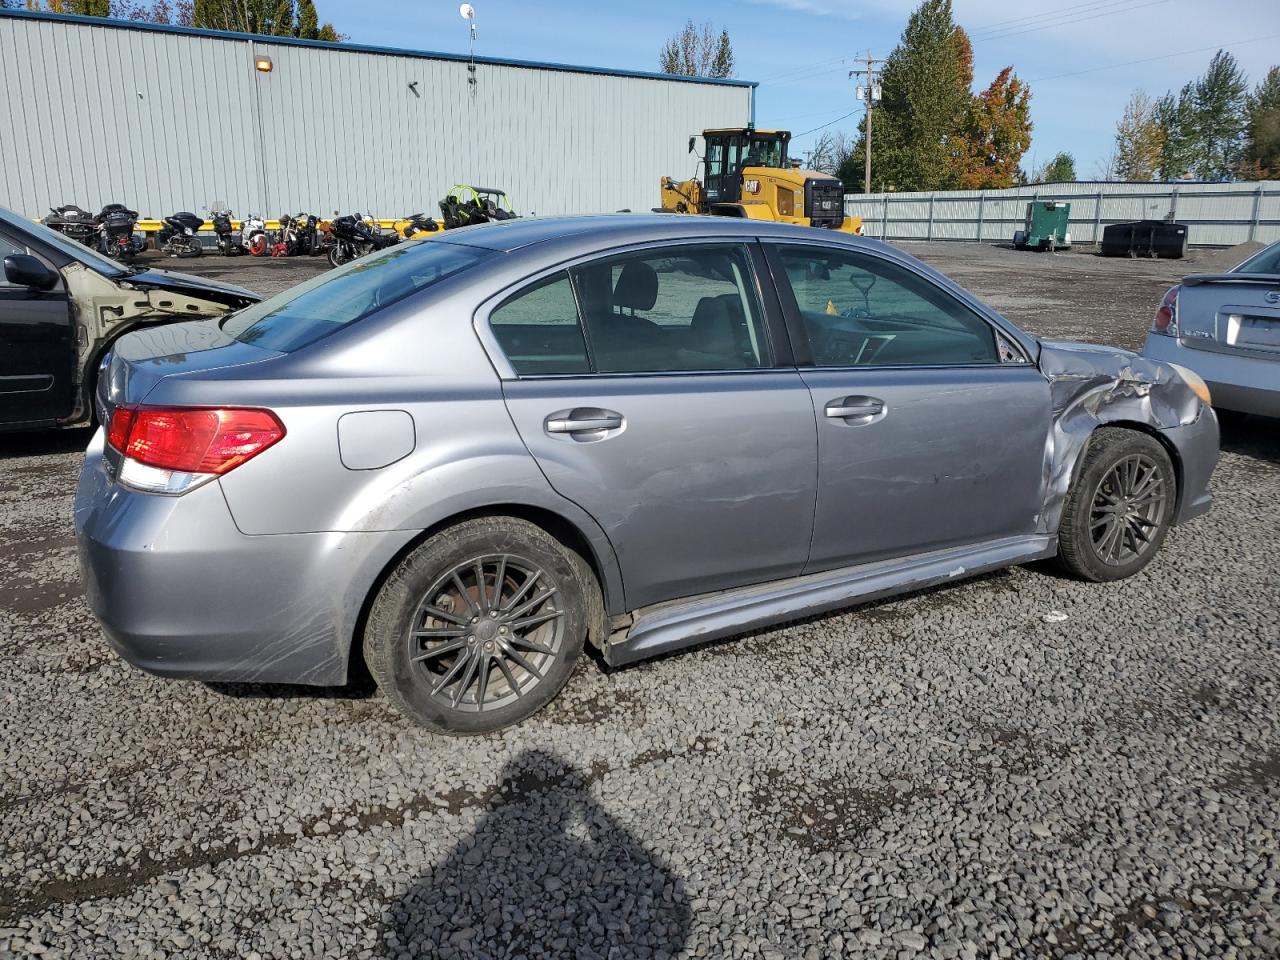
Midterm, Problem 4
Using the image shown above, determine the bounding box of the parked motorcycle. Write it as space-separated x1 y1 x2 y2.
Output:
394 212 441 239
276 212 322 256
326 213 398 267
44 204 97 246
95 204 145 260
241 214 269 257
211 209 244 256
156 211 205 258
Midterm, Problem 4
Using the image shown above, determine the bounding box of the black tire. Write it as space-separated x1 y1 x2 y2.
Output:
363 517 597 733
1057 427 1177 582
177 239 202 259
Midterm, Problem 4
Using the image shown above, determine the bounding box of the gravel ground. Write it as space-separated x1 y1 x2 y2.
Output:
1 241 1277 960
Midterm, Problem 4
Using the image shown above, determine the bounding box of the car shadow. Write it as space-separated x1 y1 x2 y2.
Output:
1218 414 1279 465
380 748 691 959
0 427 93 460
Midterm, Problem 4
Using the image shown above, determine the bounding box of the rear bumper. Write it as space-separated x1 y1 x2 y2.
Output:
1143 334 1280 418
74 431 415 686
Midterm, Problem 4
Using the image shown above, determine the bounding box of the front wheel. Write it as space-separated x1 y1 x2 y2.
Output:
363 517 595 733
1056 427 1176 582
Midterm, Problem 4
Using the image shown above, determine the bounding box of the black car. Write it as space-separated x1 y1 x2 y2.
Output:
0 207 259 432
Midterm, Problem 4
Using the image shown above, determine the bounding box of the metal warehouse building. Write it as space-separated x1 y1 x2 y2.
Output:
0 10 754 221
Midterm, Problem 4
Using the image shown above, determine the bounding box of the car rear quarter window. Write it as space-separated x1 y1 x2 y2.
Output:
489 273 590 376
773 245 998 367
224 241 492 352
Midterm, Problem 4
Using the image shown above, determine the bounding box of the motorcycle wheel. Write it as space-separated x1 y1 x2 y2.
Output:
178 238 202 259
248 234 269 257
327 242 353 268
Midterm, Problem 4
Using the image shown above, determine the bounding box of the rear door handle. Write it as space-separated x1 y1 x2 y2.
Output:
545 407 624 437
825 396 885 421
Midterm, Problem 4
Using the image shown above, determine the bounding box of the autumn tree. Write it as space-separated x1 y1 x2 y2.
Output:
804 131 854 175
659 20 735 79
947 66 1032 188
1113 90 1163 181
1154 84 1195 180
1241 67 1280 179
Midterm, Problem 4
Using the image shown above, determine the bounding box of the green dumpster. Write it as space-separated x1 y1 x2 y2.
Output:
1013 200 1071 251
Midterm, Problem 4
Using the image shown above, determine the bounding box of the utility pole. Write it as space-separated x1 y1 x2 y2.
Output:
849 50 884 194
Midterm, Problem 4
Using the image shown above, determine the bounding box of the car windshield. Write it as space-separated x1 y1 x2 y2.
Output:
1233 241 1280 275
222 239 493 352
5 210 129 277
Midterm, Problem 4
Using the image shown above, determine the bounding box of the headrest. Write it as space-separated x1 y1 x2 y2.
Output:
613 261 658 311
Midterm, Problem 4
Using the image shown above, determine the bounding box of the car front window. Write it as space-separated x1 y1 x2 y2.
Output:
223 240 493 352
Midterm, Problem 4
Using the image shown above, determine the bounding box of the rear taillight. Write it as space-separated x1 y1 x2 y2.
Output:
1152 285 1180 336
106 406 285 494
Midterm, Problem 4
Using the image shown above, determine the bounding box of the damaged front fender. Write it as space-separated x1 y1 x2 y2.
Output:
1038 340 1216 534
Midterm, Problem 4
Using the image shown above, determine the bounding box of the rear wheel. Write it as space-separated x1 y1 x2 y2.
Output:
363 517 594 733
1057 428 1176 582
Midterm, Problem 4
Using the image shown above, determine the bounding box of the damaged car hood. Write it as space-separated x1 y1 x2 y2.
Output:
122 267 258 309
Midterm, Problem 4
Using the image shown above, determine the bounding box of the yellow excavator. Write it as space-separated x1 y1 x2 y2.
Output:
659 128 862 234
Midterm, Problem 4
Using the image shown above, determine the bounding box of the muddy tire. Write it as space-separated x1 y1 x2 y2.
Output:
363 517 595 734
1057 427 1177 582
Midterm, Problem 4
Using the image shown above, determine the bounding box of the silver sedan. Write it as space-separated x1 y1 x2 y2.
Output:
1143 239 1280 420
75 216 1220 732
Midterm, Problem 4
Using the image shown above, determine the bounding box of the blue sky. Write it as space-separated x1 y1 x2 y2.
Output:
334 0 1277 178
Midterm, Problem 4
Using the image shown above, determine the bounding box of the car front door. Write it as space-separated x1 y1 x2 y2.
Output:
765 241 1052 573
486 241 817 610
0 230 75 426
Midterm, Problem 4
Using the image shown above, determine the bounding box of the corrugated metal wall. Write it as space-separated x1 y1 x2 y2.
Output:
0 12 752 220
846 181 1280 247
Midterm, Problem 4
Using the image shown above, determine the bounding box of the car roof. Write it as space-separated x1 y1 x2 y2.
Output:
438 213 878 253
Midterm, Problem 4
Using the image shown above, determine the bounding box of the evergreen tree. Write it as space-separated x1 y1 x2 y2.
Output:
865 0 972 191
1154 85 1195 180
296 0 318 39
1041 152 1075 182
1113 90 1163 181
1241 66 1280 179
1188 50 1249 180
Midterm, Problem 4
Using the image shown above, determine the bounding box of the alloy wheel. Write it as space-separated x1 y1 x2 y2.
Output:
407 555 566 713
1088 454 1169 566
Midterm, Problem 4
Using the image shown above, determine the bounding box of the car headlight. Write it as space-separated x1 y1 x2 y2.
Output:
1169 363 1212 406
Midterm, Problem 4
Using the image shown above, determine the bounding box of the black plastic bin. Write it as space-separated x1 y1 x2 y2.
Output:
1100 220 1188 259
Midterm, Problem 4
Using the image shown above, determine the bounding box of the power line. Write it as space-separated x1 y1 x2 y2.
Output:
970 0 1154 39
757 54 847 84
792 109 859 139
1028 31 1280 82
973 0 1169 44
969 0 1142 34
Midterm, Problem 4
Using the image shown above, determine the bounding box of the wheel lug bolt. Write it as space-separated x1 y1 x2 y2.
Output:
471 616 479 623
467 636 475 643
499 626 507 634
484 641 494 651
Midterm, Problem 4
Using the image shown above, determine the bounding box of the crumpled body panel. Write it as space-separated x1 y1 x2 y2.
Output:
1038 340 1213 533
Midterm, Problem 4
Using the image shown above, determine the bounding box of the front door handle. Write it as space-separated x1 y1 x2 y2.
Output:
825 396 885 422
544 407 625 438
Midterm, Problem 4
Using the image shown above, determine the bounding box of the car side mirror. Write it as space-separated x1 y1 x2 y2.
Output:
3 255 58 291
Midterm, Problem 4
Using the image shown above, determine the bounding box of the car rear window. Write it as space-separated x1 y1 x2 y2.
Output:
223 240 492 352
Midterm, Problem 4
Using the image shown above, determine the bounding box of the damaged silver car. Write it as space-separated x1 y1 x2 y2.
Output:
75 215 1219 733
0 206 257 431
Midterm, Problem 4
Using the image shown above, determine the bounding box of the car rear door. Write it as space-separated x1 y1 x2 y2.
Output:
0 228 75 426
485 241 817 611
764 240 1051 574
